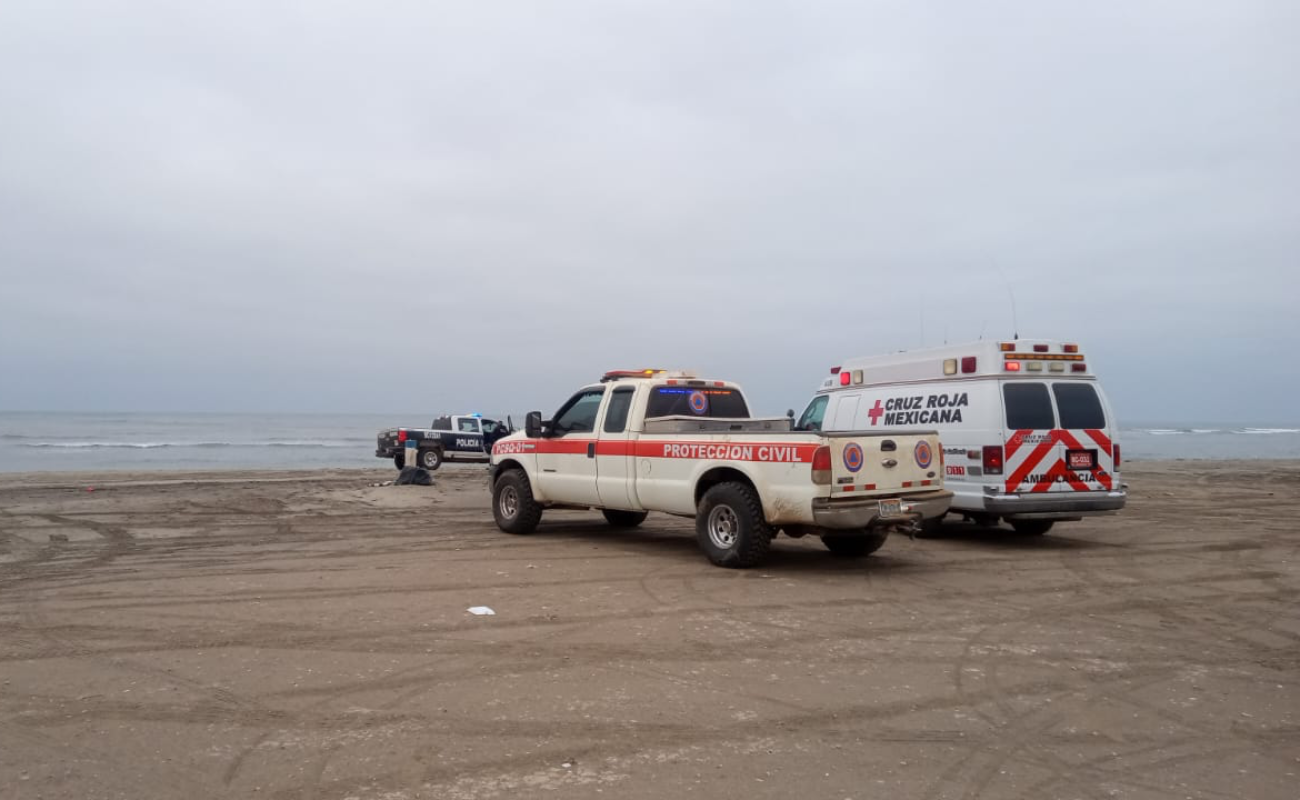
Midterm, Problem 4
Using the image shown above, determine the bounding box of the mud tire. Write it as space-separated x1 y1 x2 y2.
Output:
695 482 773 568
1011 519 1055 536
602 509 648 528
493 469 542 534
820 530 890 557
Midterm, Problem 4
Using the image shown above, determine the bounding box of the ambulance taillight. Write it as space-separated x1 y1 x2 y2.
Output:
1113 444 1121 469
983 445 1004 475
811 446 832 485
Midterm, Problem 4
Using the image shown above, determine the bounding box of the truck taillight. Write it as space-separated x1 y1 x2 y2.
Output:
1113 444 1121 469
811 446 832 485
983 445 1004 475
398 430 407 443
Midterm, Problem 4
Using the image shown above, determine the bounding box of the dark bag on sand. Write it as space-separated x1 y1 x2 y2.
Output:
395 466 434 486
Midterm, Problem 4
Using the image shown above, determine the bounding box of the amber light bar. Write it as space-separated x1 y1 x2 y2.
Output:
1003 353 1084 361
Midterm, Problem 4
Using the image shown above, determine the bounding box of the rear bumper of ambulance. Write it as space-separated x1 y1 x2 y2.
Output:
982 488 1127 519
812 489 953 529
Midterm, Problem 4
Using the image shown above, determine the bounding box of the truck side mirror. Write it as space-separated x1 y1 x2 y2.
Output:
525 411 543 438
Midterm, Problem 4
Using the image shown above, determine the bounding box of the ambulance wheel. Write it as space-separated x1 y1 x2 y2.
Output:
393 453 405 469
493 469 542 534
820 530 889 557
1011 520 1054 536
418 448 443 471
917 513 946 538
696 482 773 568
602 509 648 528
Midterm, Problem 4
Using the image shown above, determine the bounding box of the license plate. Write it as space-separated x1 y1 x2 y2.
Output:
1068 449 1095 470
878 498 903 519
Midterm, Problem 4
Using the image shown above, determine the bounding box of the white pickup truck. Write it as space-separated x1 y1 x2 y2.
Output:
488 369 952 568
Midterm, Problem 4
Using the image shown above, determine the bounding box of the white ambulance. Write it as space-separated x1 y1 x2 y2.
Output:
794 340 1126 535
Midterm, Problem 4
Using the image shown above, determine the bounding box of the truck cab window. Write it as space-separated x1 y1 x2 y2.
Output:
1053 383 1105 429
796 396 828 431
603 388 635 433
553 389 605 434
1003 383 1056 430
458 418 481 434
645 387 749 418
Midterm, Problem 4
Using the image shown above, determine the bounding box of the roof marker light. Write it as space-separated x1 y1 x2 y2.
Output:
1005 361 1022 372
1063 344 1079 353
1072 363 1087 372
961 356 977 374
1033 344 1049 353
1049 362 1065 372
840 371 851 386
1000 342 1015 352
830 366 841 375
1027 362 1043 372
852 369 863 384
943 358 957 375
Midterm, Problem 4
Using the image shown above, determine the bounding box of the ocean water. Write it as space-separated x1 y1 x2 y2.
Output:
0 412 1297 473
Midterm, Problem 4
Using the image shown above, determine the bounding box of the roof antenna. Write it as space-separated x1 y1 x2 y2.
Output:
994 260 1019 340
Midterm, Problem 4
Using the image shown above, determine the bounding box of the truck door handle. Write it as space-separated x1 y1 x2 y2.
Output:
587 442 596 458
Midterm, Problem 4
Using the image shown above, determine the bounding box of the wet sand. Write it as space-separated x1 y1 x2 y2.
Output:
1 461 1297 799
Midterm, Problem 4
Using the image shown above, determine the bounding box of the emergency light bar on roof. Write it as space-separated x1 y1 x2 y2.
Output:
825 340 1091 389
600 369 699 382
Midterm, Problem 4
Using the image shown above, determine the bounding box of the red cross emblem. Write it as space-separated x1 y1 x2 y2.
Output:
867 399 885 425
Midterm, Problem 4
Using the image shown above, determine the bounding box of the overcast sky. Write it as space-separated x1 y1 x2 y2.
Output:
1 1 1296 423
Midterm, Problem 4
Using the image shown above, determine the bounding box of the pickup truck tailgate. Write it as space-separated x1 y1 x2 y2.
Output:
824 431 940 495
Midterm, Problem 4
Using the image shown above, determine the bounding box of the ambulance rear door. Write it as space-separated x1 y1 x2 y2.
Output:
1000 381 1062 494
1050 381 1117 493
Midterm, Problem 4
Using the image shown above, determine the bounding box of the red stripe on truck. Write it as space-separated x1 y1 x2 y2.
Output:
497 438 819 463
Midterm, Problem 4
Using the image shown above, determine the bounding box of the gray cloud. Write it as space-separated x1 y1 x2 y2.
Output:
1 1 1296 423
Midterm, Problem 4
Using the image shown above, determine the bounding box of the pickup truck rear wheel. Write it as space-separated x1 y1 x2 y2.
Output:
493 469 542 534
418 448 443 471
820 530 889 557
696 482 773 568
602 509 648 528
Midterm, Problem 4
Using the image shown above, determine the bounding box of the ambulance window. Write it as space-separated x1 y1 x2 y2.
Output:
603 387 635 433
645 387 749 418
553 388 605 434
1003 384 1056 430
1053 383 1105 429
796 396 828 432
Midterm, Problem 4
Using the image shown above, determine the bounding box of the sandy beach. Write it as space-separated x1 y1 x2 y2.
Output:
1 461 1297 800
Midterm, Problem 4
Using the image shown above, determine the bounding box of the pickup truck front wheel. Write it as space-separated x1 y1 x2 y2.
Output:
696 482 773 568
820 530 889 557
493 469 542 534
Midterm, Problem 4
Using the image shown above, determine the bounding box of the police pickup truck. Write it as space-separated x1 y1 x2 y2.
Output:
488 369 952 568
376 415 512 471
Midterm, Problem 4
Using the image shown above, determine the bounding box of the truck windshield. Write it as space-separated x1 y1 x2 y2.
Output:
645 386 749 418
796 396 828 431
1053 383 1105 429
1003 383 1056 430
